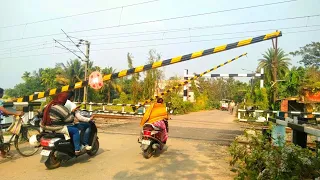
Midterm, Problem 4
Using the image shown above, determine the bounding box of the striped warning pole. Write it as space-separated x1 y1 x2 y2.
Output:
183 69 188 102
16 31 281 102
139 53 247 107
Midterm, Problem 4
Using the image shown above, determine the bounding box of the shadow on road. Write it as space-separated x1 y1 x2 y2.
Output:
113 149 214 180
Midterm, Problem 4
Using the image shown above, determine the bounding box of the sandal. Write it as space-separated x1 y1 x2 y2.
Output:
75 151 81 155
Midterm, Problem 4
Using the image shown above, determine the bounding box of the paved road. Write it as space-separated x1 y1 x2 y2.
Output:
0 110 242 180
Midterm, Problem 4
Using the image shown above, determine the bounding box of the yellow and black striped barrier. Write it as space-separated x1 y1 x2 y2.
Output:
16 31 281 102
138 53 247 107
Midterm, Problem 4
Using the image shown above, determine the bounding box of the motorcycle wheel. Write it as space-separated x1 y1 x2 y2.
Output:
87 139 99 156
45 151 61 169
142 146 153 159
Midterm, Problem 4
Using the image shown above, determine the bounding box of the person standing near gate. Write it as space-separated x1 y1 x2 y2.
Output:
229 100 235 115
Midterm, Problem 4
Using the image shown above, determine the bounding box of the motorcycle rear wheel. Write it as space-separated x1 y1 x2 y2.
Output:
45 152 61 169
142 146 153 159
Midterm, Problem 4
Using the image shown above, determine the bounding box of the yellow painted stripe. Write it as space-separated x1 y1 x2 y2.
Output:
17 98 23 102
29 95 33 101
237 38 253 47
170 56 182 63
38 92 45 98
118 70 128 77
227 59 232 63
213 45 227 53
61 85 69 92
191 50 204 59
220 63 225 66
152 61 163 68
75 82 82 89
49 89 57 95
134 66 144 73
214 67 218 70
264 31 281 40
103 74 111 81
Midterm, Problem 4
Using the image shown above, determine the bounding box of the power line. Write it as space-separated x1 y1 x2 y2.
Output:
89 24 320 45
0 0 159 29
53 39 83 60
3 28 320 59
61 29 87 59
0 0 298 43
2 23 320 55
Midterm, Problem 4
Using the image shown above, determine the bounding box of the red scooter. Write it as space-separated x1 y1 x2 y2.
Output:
138 106 173 159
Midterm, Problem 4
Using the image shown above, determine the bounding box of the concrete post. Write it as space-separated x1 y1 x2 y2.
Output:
183 69 188 101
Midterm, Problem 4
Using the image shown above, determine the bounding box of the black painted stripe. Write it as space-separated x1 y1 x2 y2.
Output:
226 42 238 50
162 59 172 66
127 68 135 75
202 48 214 56
111 72 120 79
143 64 152 71
181 54 192 62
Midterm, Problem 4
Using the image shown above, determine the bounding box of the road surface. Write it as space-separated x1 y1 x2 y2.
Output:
0 110 243 180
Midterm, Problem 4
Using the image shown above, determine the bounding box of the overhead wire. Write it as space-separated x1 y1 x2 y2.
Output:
2 23 319 55
3 28 320 59
0 0 160 29
0 0 298 43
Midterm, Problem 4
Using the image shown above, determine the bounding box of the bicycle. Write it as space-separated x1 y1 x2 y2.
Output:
0 114 41 157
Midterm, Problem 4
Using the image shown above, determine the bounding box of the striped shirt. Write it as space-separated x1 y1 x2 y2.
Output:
49 104 74 125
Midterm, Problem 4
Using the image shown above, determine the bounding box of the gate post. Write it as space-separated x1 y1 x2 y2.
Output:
260 68 264 88
183 69 188 101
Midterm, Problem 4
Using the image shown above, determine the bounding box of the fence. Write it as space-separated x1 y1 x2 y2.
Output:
268 116 320 154
237 109 320 122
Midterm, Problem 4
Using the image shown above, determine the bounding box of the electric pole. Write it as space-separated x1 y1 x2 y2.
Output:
272 30 278 103
83 40 90 108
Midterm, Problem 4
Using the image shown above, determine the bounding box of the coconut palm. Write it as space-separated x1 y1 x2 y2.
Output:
102 67 122 103
55 59 85 85
257 48 291 86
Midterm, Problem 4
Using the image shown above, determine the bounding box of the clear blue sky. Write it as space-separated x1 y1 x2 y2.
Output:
0 0 319 89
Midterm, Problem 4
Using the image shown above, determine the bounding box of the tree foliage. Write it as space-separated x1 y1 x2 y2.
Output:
290 42 320 67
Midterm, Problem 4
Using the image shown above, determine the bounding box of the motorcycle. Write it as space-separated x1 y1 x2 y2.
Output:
138 105 174 159
38 110 99 169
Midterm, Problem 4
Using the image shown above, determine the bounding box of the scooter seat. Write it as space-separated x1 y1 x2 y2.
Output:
144 123 160 131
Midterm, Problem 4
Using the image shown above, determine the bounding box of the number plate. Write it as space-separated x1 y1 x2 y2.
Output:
141 140 151 145
40 150 51 156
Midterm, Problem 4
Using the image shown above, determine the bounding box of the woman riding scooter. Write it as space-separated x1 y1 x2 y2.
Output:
41 92 83 155
140 97 169 144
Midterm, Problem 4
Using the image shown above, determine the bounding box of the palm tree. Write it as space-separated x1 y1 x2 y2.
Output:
55 59 85 85
102 67 122 103
258 48 291 103
258 48 291 85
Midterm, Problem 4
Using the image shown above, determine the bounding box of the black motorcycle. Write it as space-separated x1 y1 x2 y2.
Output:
39 110 99 169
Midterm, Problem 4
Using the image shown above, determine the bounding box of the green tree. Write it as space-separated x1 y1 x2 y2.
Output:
290 42 320 67
101 67 122 103
56 59 85 85
258 48 291 85
258 48 291 104
127 53 141 103
40 68 59 89
142 50 163 99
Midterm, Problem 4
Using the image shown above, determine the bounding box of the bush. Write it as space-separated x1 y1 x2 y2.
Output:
229 130 320 179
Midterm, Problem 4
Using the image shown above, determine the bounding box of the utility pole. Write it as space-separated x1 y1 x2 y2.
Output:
272 30 278 103
83 40 90 108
